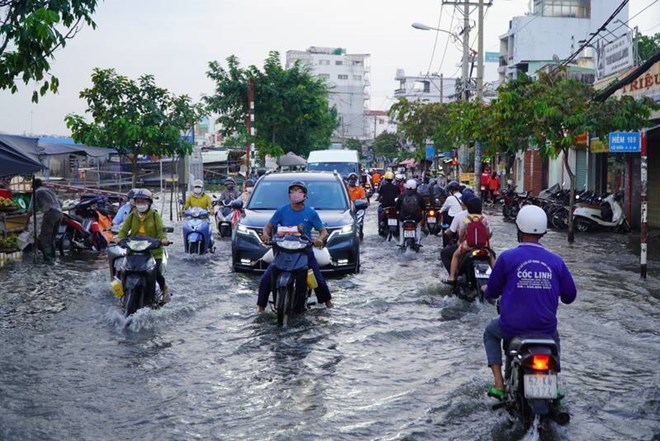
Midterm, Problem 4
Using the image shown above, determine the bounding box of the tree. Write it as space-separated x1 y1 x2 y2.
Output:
65 68 206 186
1 0 99 102
344 138 362 156
373 131 400 162
205 51 337 160
638 33 660 62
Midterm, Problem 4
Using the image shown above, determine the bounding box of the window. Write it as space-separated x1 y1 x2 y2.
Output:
533 0 589 18
353 75 362 81
335 60 343 65
338 74 348 80
318 74 330 79
319 59 330 65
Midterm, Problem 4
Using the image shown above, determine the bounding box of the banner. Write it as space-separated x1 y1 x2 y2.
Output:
596 31 634 80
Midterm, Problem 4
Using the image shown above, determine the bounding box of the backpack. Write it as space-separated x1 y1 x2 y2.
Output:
400 192 420 219
463 214 489 248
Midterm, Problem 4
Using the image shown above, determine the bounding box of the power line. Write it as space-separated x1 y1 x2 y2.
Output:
425 3 445 76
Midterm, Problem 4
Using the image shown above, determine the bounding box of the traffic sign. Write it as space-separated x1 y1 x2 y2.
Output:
609 131 640 153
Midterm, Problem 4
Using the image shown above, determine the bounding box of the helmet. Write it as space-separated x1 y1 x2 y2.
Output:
384 171 394 180
516 205 547 235
193 179 203 188
256 168 267 177
288 180 308 194
127 188 138 199
395 174 404 181
133 188 153 204
224 177 235 185
447 181 460 192
405 179 417 190
347 172 358 181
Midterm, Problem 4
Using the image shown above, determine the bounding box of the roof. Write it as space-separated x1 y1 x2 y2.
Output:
0 134 45 177
39 142 116 158
201 150 229 164
260 171 342 182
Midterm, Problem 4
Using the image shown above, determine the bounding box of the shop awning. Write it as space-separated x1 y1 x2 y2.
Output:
0 134 45 177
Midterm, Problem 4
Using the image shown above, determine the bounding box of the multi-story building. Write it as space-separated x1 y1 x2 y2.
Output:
498 0 628 82
393 69 459 103
364 110 397 139
286 47 370 141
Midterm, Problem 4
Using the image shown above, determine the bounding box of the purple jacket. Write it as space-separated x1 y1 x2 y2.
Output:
485 242 577 339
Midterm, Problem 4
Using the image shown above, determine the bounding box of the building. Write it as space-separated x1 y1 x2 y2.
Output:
286 47 370 140
498 0 628 82
364 110 397 139
393 69 459 103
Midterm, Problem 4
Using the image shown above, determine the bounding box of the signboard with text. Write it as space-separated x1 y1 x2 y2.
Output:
608 131 640 153
596 31 634 80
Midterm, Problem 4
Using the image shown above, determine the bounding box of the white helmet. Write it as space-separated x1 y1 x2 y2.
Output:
516 205 547 235
193 179 204 188
405 179 417 190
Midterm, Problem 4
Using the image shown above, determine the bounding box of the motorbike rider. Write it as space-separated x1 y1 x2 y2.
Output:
240 179 255 204
440 189 477 272
482 204 576 399
395 174 406 193
346 172 367 202
113 188 137 226
220 177 241 204
417 172 433 207
257 181 334 313
439 181 463 227
184 179 213 213
395 179 424 248
114 189 172 303
24 178 63 263
377 171 400 227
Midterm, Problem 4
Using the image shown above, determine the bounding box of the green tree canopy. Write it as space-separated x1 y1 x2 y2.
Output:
1 0 98 101
205 51 338 160
65 68 206 185
638 33 660 62
373 131 401 161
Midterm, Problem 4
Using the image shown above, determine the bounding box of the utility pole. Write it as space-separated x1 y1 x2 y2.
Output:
246 78 255 178
474 0 485 196
462 0 470 101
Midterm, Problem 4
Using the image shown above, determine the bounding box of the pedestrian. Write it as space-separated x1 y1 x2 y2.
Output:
24 178 63 263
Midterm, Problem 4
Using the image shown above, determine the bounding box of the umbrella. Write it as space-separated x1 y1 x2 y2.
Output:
276 152 307 167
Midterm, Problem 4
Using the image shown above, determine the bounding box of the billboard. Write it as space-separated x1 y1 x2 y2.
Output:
595 31 634 80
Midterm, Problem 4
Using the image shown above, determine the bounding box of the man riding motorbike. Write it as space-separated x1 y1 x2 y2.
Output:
482 204 577 399
438 180 463 227
114 189 172 303
395 179 424 248
440 189 476 273
257 181 334 313
220 177 241 204
377 171 400 231
346 172 367 202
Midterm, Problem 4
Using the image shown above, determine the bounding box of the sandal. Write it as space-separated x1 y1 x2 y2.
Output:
487 386 505 400
441 277 456 286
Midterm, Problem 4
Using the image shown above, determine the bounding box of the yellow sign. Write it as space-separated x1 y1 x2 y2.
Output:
460 173 474 185
590 138 609 153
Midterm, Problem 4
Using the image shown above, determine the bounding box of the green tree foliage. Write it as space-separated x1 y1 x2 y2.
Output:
344 138 362 156
638 33 660 62
0 0 98 101
65 68 206 186
389 98 453 152
205 51 338 160
373 131 400 161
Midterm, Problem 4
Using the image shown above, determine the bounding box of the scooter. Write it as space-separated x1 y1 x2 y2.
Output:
573 191 630 233
182 207 215 254
492 336 570 430
56 211 107 255
425 206 441 235
452 247 493 302
379 206 399 241
268 228 314 327
400 219 419 252
108 235 171 317
214 197 243 238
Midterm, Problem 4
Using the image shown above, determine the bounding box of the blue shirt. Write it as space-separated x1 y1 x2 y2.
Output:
269 204 324 239
485 242 577 339
112 203 133 225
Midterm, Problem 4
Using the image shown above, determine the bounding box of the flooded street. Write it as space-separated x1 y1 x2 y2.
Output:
1 203 659 440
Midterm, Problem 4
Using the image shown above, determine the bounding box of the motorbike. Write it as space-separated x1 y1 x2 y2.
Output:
492 336 570 430
108 234 171 317
573 191 630 233
379 206 399 241
400 219 419 252
424 206 441 236
451 247 493 302
267 229 314 326
502 184 529 221
214 197 243 238
182 207 215 254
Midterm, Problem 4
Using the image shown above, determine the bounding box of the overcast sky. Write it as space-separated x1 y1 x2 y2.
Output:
0 0 657 136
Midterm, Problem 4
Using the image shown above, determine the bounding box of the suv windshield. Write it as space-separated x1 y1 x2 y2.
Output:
307 162 357 177
247 179 349 210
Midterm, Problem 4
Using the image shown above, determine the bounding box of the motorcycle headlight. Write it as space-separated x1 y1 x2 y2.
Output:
278 240 306 251
127 240 150 252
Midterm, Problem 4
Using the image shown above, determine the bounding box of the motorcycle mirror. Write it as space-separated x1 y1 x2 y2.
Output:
230 199 244 210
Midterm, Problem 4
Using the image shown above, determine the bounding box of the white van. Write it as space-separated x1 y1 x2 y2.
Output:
307 149 360 178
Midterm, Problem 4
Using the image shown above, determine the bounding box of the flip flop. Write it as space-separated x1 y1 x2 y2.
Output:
441 277 456 286
487 386 505 400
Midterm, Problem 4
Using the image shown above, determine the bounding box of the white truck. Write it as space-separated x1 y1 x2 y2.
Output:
306 150 360 179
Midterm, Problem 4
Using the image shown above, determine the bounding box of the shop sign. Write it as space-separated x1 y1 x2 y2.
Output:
590 138 608 153
608 131 640 153
575 132 588 145
618 61 660 103
596 31 634 80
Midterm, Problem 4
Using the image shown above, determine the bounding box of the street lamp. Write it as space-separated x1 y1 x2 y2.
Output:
411 22 460 41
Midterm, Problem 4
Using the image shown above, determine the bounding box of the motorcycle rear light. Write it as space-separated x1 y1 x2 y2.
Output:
531 354 550 371
472 248 489 257
428 210 435 216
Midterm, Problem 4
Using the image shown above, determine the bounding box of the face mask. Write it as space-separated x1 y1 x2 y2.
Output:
246 187 254 193
136 203 149 213
348 180 357 187
193 187 202 195
289 190 306 204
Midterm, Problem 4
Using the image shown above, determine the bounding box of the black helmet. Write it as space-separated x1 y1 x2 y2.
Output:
244 179 255 188
288 180 307 194
447 181 460 192
256 168 267 177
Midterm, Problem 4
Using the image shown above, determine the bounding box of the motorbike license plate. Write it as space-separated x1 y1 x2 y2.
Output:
403 229 415 238
524 374 557 399
388 218 398 226
474 264 492 279
427 217 436 224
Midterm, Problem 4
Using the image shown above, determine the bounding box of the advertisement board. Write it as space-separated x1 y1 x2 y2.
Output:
595 31 634 80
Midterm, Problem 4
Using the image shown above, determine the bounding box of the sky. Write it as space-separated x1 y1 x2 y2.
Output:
0 0 657 137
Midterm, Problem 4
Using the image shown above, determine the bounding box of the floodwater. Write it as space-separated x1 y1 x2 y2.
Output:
0 202 659 440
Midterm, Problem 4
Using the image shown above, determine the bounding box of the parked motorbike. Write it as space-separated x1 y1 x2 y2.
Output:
214 197 243 238
492 336 570 430
183 207 215 254
268 229 314 326
502 184 529 221
573 191 630 233
400 219 419 252
108 235 171 317
56 213 107 255
451 247 492 302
